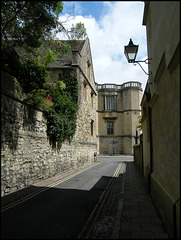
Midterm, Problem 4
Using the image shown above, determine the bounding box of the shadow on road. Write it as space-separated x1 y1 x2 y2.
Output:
1 175 117 239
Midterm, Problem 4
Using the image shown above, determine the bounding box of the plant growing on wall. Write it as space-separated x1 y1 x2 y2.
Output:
46 72 79 145
25 89 55 112
1 1 85 146
1 1 86 92
136 115 142 131
24 71 79 145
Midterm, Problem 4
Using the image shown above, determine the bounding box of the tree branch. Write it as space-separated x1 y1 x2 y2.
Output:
1 2 28 36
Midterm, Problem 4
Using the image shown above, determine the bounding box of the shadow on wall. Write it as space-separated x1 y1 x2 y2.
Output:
1 71 39 151
1 94 38 151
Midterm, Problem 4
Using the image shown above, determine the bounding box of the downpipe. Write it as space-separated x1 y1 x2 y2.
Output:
148 106 153 194
173 198 180 239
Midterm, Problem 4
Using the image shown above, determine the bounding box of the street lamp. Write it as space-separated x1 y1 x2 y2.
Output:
124 38 152 75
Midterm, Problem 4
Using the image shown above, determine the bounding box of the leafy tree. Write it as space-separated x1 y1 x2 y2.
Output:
1 1 87 84
70 22 87 40
1 1 85 145
1 1 64 48
1 1 65 89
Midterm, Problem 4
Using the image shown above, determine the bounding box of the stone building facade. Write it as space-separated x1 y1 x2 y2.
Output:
1 38 98 196
46 39 97 146
97 82 142 155
1 36 143 197
134 2 180 238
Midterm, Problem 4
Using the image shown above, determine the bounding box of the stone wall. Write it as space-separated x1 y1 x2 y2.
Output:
1 70 97 197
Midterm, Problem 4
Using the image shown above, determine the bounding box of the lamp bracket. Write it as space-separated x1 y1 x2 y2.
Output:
133 58 152 75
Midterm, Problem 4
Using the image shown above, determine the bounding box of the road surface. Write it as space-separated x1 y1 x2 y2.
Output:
1 155 133 239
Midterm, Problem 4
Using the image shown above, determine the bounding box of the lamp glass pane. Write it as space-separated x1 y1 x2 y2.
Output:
124 45 138 62
127 52 136 60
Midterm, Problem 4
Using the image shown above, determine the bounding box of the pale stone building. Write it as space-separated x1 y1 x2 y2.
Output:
135 1 180 238
97 82 142 155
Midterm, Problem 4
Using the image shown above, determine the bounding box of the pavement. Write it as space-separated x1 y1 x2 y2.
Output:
78 161 170 239
1 159 170 239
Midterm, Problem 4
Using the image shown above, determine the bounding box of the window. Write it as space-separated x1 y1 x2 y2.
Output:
107 121 113 135
91 120 94 136
83 82 87 100
105 96 115 111
91 92 94 108
87 60 91 79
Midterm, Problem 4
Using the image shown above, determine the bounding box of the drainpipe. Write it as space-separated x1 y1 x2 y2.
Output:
148 106 153 194
140 133 144 175
173 198 180 239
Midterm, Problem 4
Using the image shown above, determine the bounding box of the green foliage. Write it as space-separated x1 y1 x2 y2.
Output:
1 1 82 146
1 42 22 78
24 71 79 145
46 93 78 144
136 115 142 130
25 89 55 112
34 41 71 67
1 1 63 47
1 1 86 89
18 59 48 94
54 1 64 17
1 42 48 94
70 22 87 40
57 80 66 91
1 1 66 94
1 1 71 88
43 48 58 67
58 71 79 103
46 72 79 144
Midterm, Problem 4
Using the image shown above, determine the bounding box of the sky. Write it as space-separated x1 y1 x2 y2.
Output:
56 1 148 92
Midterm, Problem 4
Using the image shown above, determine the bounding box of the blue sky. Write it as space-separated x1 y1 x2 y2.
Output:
62 1 109 21
58 1 148 92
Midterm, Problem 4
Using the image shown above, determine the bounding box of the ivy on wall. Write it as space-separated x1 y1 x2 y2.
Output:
2 39 79 146
24 68 79 146
46 71 79 145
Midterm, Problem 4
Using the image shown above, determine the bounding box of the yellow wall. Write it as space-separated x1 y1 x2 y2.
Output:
141 2 180 238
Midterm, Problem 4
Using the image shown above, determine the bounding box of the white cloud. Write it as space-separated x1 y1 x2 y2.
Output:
57 2 148 92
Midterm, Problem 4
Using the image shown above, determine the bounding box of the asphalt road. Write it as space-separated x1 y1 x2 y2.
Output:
1 156 133 239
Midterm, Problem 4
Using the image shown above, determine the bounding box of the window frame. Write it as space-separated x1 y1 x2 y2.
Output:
107 121 114 135
83 81 87 100
105 96 116 111
91 119 94 136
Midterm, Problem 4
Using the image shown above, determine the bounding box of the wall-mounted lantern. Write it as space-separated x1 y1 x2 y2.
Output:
124 38 152 75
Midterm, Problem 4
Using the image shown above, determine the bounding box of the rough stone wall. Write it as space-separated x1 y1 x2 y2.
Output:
75 39 97 144
1 93 96 197
1 38 97 196
46 38 97 145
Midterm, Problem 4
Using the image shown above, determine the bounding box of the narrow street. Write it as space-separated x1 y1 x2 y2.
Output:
1 156 132 239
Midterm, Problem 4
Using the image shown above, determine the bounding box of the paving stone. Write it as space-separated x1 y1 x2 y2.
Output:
150 216 162 224
132 231 156 239
78 162 169 239
119 230 132 239
154 231 170 239
131 216 150 223
122 210 140 217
